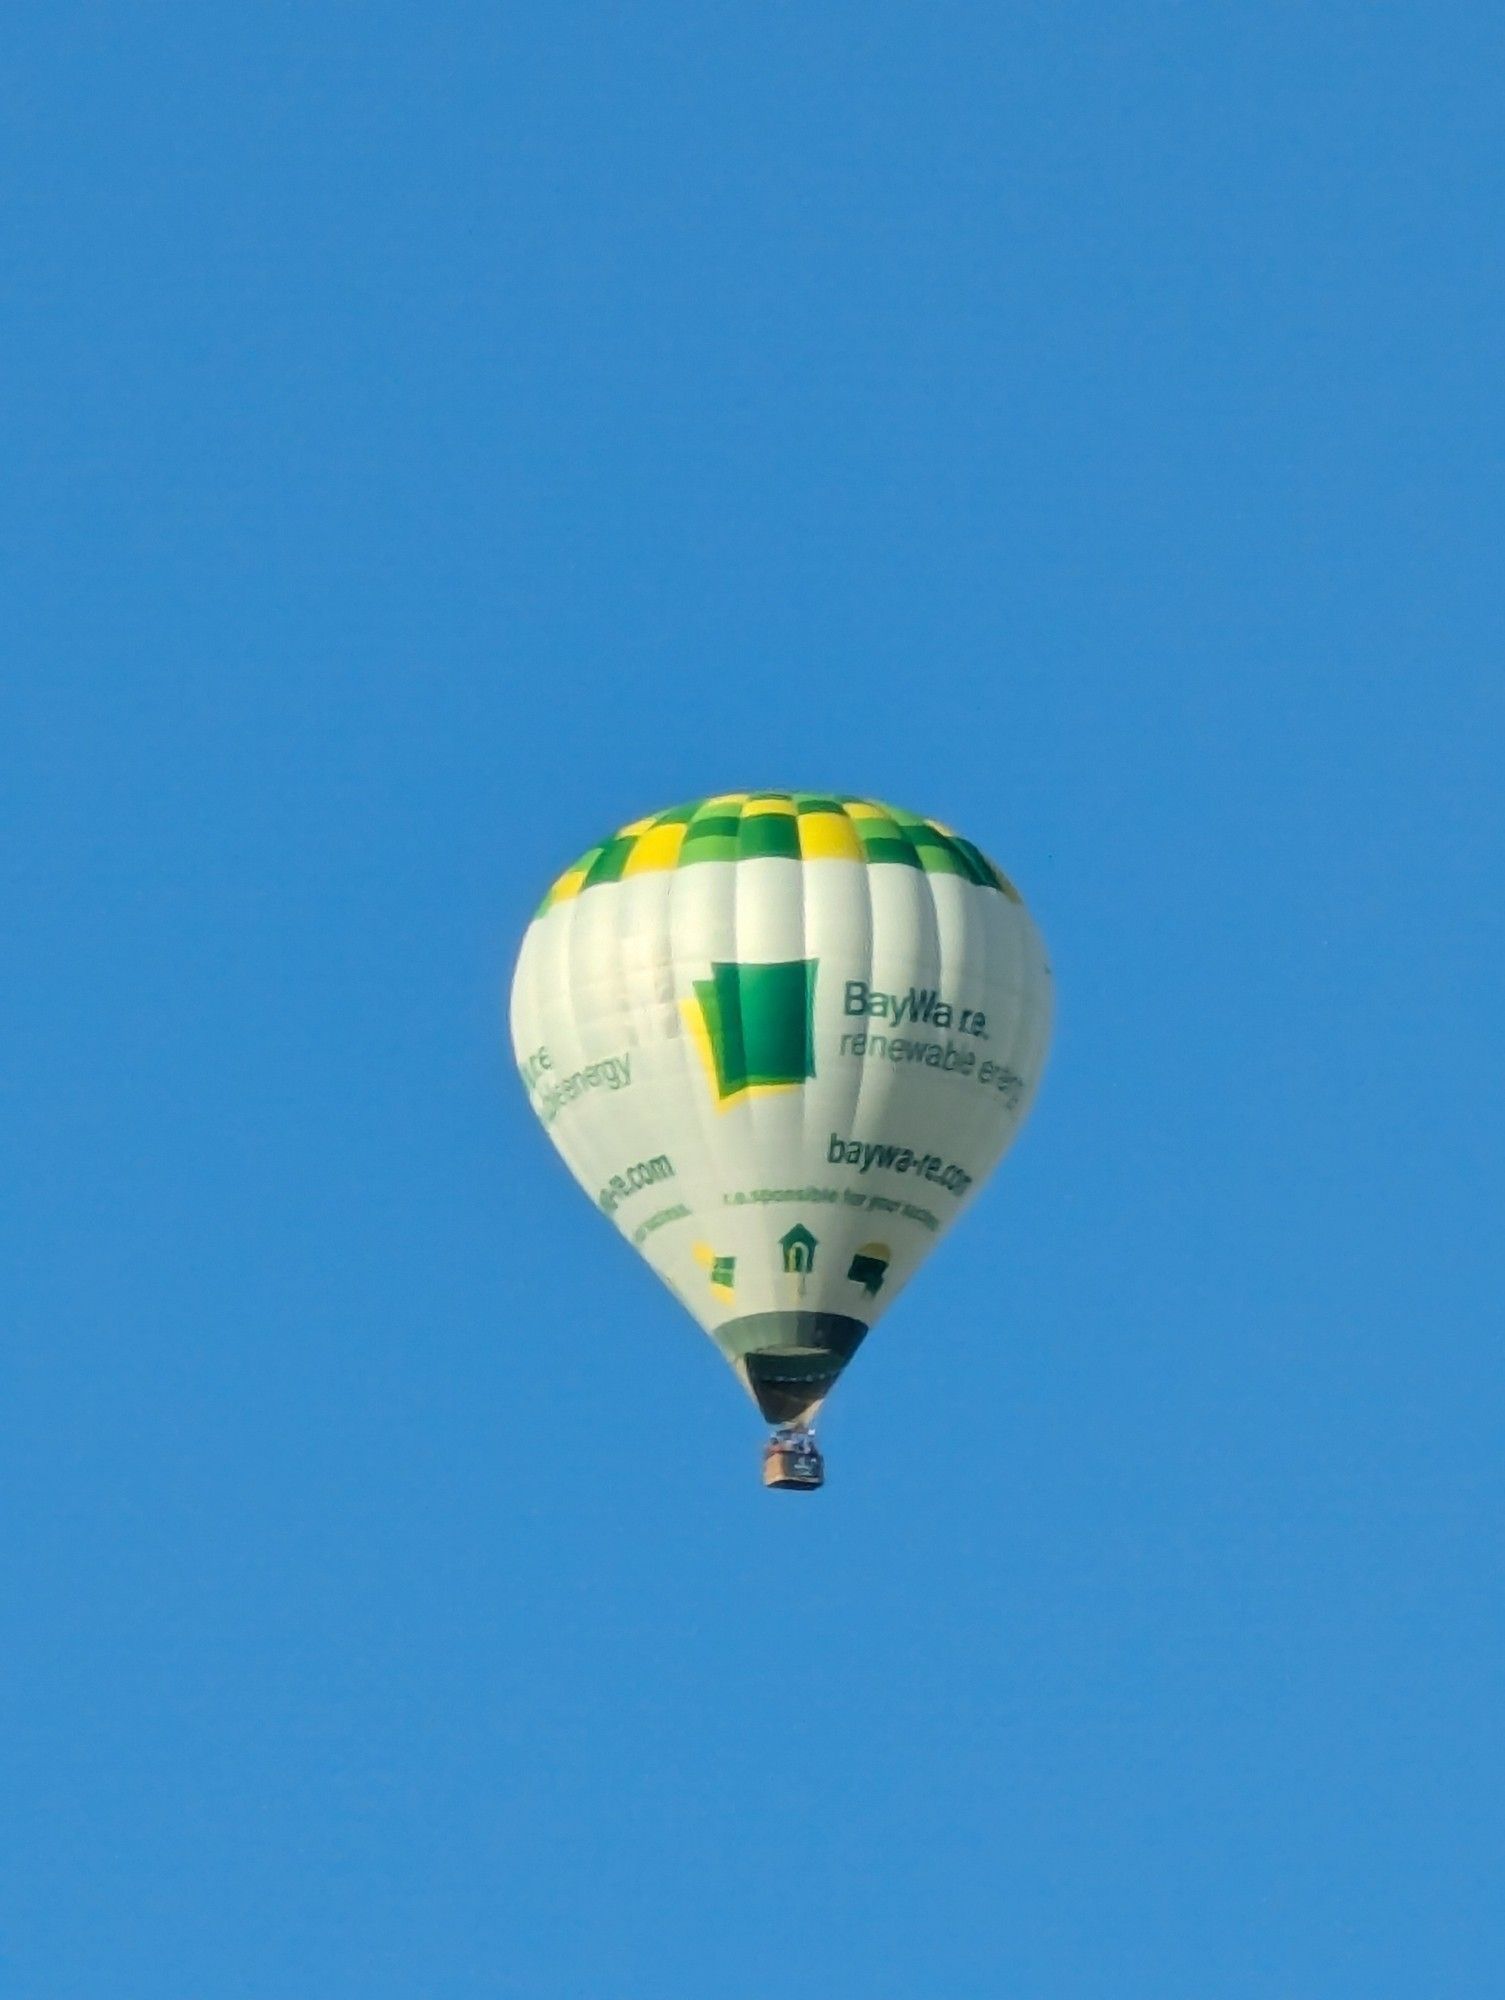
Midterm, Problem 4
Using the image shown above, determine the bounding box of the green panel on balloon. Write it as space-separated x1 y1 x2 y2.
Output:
690 958 817 1102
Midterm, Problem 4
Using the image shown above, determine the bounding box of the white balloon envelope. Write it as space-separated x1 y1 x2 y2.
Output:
509 791 1053 1486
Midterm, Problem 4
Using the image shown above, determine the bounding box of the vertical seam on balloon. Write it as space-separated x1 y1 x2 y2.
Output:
1002 901 1052 1140
956 879 1002 1226
845 817 881 1212
605 865 662 1267
667 861 735 1343
1023 916 1055 1121
538 890 583 1197
1001 901 1030 1140
962 878 1004 1222
913 848 951 1223
824 805 876 1348
731 839 763 1221
559 876 605 1199
795 821 813 1357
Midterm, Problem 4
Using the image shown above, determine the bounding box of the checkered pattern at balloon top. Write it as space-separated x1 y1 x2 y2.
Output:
533 793 1019 917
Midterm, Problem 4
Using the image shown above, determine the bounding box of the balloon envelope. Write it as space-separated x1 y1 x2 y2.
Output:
510 793 1052 1430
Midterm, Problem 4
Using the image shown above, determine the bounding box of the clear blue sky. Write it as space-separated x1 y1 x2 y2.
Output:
6 6 1502 1996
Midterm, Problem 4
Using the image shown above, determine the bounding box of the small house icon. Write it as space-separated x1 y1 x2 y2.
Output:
779 1223 818 1276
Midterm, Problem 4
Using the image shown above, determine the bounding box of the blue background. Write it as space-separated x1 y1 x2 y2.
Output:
6 6 1502 1995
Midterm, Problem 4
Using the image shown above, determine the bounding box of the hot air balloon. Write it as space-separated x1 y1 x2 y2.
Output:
509 793 1052 1489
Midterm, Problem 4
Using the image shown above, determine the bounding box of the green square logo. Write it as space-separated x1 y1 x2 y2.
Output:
689 959 817 1103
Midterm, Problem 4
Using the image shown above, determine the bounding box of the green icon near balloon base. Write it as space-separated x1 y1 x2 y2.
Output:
780 1222 818 1298
847 1242 890 1297
693 1242 737 1300
780 1223 818 1274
